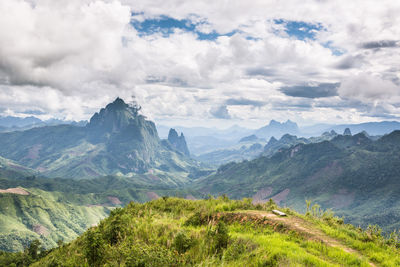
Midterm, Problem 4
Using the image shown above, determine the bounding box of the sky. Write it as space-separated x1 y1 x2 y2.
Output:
0 0 400 128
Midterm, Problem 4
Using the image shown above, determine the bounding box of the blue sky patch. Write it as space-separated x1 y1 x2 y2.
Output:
274 19 324 40
130 14 235 40
322 41 345 56
274 19 344 56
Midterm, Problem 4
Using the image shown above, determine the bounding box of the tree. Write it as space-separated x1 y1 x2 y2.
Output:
27 239 41 260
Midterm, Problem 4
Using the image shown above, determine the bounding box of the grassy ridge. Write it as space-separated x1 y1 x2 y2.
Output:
6 197 396 266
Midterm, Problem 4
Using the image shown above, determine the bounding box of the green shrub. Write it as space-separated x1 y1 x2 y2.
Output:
206 221 230 254
83 228 106 267
124 241 180 267
223 238 258 261
103 208 128 245
184 210 210 226
173 231 194 254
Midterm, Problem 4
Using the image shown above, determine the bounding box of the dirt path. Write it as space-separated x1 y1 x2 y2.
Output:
243 210 376 267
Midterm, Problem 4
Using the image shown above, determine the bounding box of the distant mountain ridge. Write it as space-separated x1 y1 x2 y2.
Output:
195 130 342 166
0 116 42 128
0 115 86 133
194 130 400 232
255 120 299 139
328 121 400 136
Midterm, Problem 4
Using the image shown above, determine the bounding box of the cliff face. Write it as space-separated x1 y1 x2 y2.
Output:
168 128 190 156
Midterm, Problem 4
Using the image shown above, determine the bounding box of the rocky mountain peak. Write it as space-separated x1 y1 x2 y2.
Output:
86 97 143 133
343 128 352 136
168 128 190 156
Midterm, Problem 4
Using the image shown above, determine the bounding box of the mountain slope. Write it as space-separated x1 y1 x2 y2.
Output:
0 174 202 252
194 131 400 232
0 98 205 183
0 156 38 179
0 187 110 252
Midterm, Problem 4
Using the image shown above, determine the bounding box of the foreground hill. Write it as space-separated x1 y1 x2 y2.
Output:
3 197 399 266
194 131 400 232
0 98 206 183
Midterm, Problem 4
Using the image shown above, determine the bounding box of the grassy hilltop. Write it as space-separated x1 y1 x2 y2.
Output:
2 197 400 266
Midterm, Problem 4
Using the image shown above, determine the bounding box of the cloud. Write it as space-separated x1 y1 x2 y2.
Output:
361 40 399 49
225 98 265 107
246 67 276 77
0 0 131 90
280 83 340 98
210 105 231 119
338 73 399 100
334 55 364 69
1 0 400 126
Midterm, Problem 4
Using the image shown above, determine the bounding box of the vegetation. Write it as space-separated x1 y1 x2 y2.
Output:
1 197 399 266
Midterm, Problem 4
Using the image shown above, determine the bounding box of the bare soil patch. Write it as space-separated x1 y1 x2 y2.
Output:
271 189 290 205
185 194 196 200
26 144 42 160
330 189 355 209
252 187 273 204
308 160 343 183
33 224 49 236
107 196 122 205
146 191 160 200
0 187 29 195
